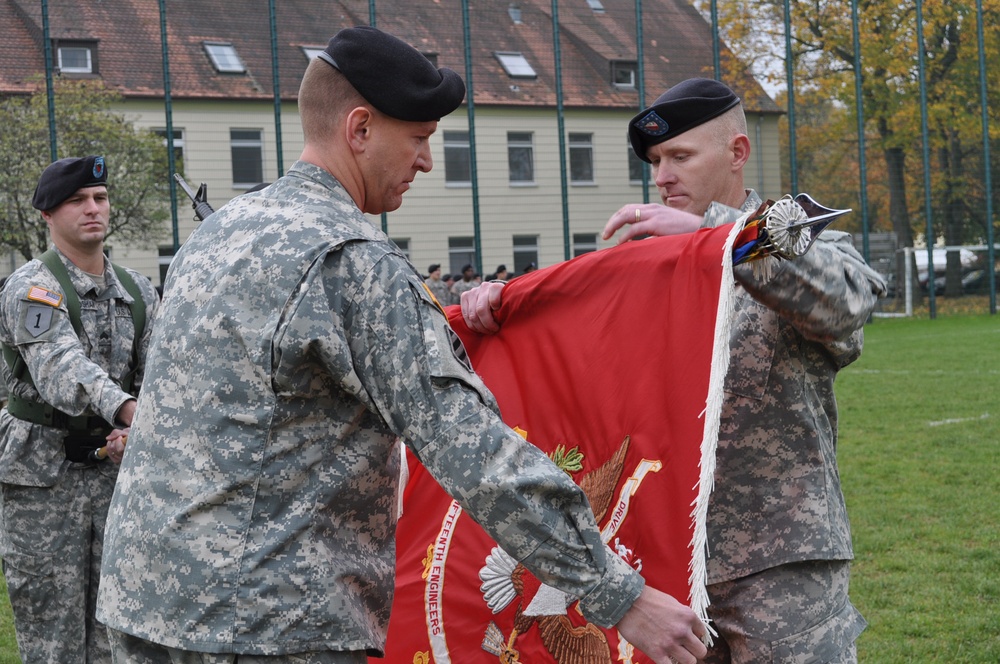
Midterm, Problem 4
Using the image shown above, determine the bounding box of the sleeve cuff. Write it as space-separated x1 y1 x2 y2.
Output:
577 548 645 628
101 393 133 428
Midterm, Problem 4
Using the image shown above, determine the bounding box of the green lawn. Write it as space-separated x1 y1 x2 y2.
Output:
841 313 1000 662
0 313 997 662
0 573 15 664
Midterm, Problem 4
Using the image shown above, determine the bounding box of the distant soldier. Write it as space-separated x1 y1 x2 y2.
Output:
0 156 158 663
424 263 452 306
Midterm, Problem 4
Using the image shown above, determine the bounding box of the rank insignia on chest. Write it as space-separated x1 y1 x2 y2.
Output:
26 285 63 307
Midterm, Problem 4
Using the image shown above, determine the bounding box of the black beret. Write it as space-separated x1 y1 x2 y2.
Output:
628 78 741 163
32 155 108 211
428 263 441 273
319 26 466 122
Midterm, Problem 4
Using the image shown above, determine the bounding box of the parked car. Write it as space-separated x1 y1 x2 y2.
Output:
914 248 979 294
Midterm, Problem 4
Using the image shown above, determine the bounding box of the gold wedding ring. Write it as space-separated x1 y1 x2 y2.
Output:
634 208 641 223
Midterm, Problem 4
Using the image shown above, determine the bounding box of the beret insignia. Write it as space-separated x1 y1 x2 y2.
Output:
635 111 670 137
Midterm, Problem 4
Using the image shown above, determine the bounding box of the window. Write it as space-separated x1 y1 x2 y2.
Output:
301 46 325 61
444 131 471 185
569 133 594 184
231 129 264 188
204 42 245 73
612 61 637 88
573 233 598 257
513 235 539 274
494 52 537 79
449 237 476 276
422 53 439 67
628 141 648 184
508 132 535 184
586 0 606 12
154 128 185 174
57 44 94 73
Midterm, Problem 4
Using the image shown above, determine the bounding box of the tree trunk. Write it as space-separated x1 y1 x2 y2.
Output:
882 143 920 303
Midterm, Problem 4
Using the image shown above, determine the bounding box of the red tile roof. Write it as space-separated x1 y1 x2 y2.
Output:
0 0 781 114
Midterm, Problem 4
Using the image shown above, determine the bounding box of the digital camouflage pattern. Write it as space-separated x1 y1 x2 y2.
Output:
97 161 642 657
700 192 885 660
703 560 865 663
0 248 158 664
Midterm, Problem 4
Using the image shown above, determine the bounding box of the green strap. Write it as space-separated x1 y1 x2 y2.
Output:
2 250 148 427
110 263 147 394
38 250 83 336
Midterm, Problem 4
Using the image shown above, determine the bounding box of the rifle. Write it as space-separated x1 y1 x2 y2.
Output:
173 173 215 221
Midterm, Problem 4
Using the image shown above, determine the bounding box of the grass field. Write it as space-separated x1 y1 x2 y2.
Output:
0 312 997 663
842 312 1000 662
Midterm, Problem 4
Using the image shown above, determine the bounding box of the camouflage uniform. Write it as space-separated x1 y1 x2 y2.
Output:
701 192 887 663
97 161 641 658
0 247 158 664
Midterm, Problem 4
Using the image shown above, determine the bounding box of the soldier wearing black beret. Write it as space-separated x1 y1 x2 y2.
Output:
98 25 710 664
465 75 884 663
1 153 159 663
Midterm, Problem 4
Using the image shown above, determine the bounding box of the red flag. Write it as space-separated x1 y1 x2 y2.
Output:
379 223 738 664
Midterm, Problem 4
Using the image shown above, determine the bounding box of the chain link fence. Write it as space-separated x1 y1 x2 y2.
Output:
1 0 996 316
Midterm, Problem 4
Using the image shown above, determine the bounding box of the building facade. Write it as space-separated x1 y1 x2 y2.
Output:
0 0 783 284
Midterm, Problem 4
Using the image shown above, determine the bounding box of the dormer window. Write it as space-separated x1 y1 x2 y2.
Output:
494 52 537 79
586 0 606 12
204 42 245 73
56 42 96 74
611 60 637 88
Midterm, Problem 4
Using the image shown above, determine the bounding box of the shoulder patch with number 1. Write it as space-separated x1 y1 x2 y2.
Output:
25 305 55 337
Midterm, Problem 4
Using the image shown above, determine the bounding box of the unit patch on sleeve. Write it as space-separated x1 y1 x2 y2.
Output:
24 304 55 338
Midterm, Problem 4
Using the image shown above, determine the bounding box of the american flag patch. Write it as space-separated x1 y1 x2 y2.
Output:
26 286 63 307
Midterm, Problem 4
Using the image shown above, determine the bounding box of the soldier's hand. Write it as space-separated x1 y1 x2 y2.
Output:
614 585 708 663
461 281 505 334
604 204 703 244
104 427 129 464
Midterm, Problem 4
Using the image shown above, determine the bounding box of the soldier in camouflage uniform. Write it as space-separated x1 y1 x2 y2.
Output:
464 79 888 663
423 263 453 307
96 27 708 664
0 156 159 664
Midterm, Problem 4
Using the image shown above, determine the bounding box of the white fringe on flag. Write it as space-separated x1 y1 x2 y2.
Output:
687 213 748 643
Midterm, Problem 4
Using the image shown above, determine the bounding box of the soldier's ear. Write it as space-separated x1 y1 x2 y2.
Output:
730 134 751 171
345 106 376 155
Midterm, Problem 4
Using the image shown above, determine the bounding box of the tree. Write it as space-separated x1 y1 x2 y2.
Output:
696 0 1000 297
0 78 169 261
